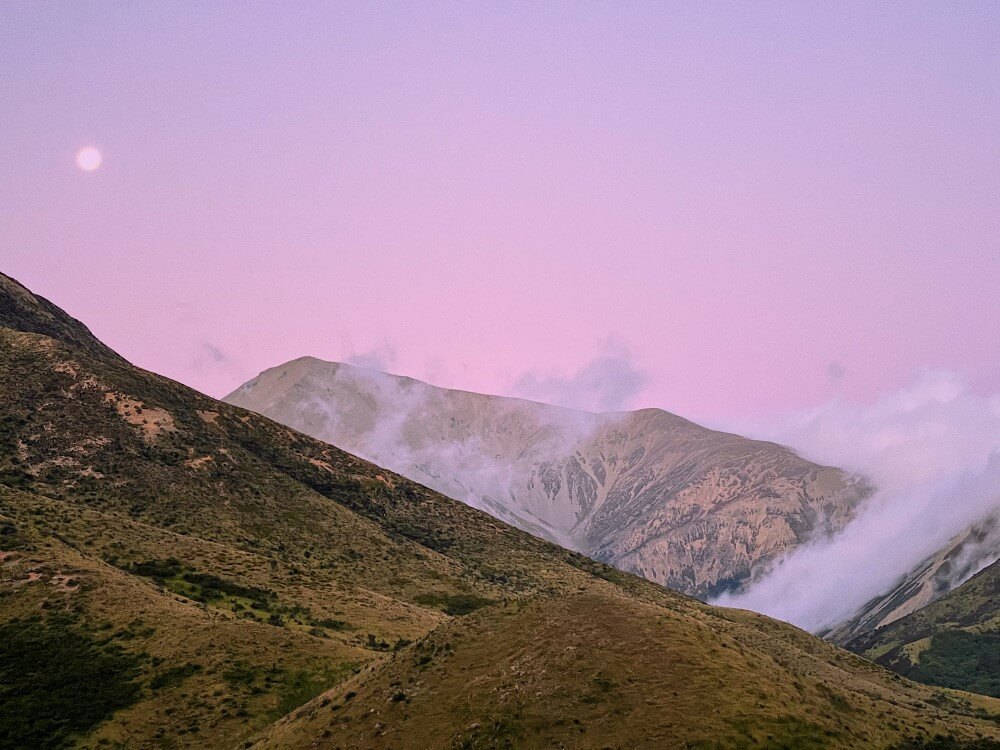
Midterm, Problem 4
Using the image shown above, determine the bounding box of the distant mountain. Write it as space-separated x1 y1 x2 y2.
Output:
828 511 1000 645
844 555 1000 698
3 271 998 748
226 357 872 598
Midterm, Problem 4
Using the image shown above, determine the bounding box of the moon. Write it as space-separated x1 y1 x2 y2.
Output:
75 146 103 172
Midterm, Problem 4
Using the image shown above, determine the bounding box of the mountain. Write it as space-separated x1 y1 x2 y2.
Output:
1 271 998 749
828 511 1000 645
0 274 121 361
844 556 999 698
225 357 873 598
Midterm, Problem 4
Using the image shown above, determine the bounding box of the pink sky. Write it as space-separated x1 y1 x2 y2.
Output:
2 3 998 421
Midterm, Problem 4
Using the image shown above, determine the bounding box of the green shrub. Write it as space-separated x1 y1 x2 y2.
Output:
414 592 493 616
909 631 1000 697
128 558 182 579
150 662 202 691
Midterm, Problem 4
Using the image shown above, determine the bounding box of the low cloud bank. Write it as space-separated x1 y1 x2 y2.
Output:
510 339 647 413
345 341 398 372
712 370 1000 631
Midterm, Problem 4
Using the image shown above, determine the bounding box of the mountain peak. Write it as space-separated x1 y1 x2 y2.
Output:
226 356 872 597
0 272 121 360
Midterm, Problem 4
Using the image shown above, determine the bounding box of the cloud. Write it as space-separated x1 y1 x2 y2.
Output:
299 362 611 549
509 339 648 413
202 343 228 364
712 369 1000 631
827 361 845 382
188 342 254 398
345 341 398 372
730 369 1000 490
191 341 241 377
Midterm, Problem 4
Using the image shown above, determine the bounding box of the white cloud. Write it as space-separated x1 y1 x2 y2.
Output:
345 340 398 372
712 370 1000 631
509 339 647 413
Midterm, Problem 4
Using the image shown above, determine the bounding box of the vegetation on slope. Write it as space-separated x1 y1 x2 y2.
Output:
252 589 1000 750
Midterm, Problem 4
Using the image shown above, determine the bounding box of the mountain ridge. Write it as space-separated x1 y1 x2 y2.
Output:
226 356 873 598
0 273 122 361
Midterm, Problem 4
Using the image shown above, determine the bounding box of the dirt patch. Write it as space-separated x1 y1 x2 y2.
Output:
54 361 104 392
104 392 177 443
373 474 396 489
45 456 78 468
308 458 335 473
184 455 214 470
28 454 80 475
54 361 79 377
197 410 220 424
69 436 111 454
50 572 80 592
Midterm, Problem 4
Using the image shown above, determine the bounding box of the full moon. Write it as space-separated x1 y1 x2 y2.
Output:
75 146 103 172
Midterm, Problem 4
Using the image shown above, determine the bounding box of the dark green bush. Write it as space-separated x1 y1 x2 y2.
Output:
414 592 493 616
149 662 201 691
908 631 1000 697
0 616 141 749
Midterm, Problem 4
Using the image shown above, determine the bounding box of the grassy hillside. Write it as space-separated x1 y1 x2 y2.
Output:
253 588 1000 750
846 559 999 698
1 271 999 749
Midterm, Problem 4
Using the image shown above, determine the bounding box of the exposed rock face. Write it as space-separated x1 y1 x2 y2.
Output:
226 358 872 597
827 510 1000 645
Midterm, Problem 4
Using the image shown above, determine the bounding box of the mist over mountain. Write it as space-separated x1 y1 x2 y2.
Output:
844 555 1000 698
714 372 1000 631
225 357 870 599
827 510 1000 644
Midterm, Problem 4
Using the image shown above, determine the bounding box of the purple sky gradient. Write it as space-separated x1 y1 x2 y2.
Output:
3 2 998 421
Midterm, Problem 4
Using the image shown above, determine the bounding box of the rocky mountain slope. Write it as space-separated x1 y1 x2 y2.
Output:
828 511 1000 645
225 358 872 598
844 556 999 698
2 271 998 749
